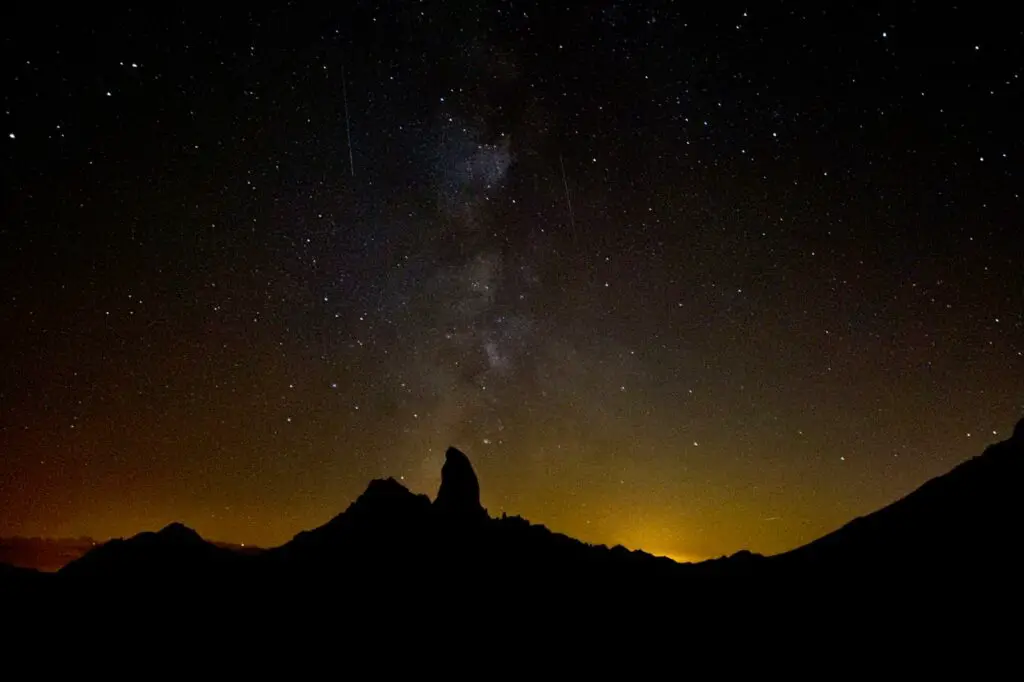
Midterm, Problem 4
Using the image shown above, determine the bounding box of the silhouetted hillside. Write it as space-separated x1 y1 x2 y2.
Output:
5 423 1022 632
279 476 434 564
59 521 248 588
269 447 690 605
0 534 258 576
776 418 1024 587
0 561 51 597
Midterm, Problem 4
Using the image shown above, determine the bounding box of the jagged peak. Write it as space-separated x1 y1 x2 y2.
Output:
360 477 413 498
346 476 430 517
434 446 487 521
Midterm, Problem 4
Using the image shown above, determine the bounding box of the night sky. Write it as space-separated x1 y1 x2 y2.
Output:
2 3 1021 561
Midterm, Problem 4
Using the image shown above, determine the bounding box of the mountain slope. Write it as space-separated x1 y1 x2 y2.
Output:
9 421 1021 621
777 418 1024 583
59 521 247 585
270 447 687 601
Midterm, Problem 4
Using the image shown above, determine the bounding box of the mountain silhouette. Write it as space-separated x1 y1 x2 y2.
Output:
4 418 1022 636
277 476 434 570
0 561 52 598
777 417 1024 579
433 446 488 522
58 521 245 588
270 449 681 607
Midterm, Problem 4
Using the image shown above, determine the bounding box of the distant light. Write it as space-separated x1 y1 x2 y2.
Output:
8 133 13 139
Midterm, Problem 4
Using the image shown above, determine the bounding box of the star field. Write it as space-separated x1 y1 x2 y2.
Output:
1 3 1021 561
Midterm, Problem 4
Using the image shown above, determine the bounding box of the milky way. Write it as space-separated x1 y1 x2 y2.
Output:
1 3 1021 560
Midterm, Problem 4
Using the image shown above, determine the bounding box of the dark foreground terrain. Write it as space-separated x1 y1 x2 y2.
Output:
3 419 1022 654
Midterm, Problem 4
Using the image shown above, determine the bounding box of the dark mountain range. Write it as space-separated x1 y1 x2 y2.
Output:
4 421 1022 633
57 522 248 584
0 535 258 573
